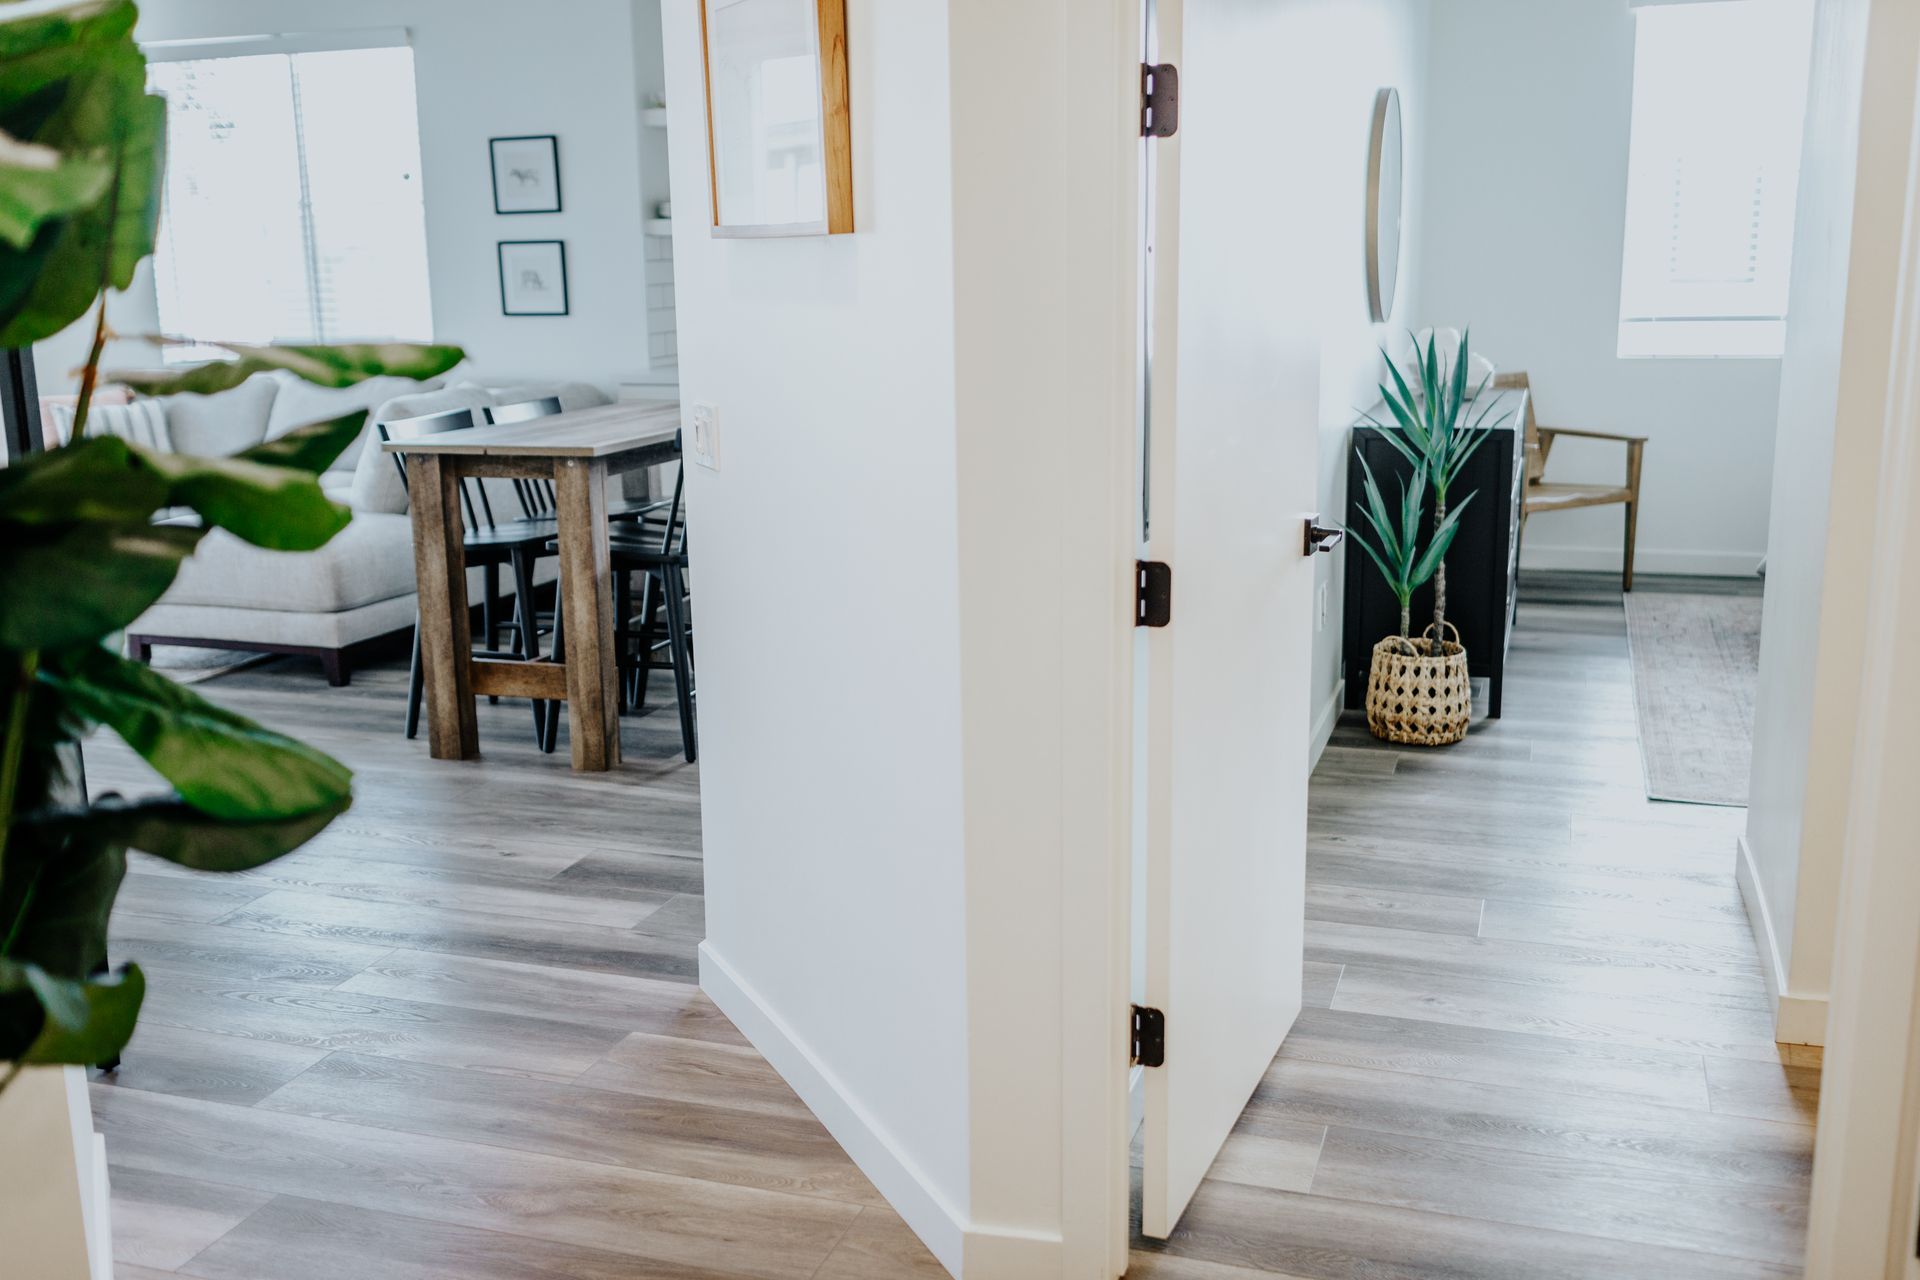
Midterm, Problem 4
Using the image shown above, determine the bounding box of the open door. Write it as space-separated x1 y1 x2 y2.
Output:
1135 0 1322 1240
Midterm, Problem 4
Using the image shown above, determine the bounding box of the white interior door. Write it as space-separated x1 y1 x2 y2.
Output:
1136 0 1320 1240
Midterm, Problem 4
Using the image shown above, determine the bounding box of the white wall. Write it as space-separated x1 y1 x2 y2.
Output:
1302 0 1434 762
36 0 662 393
1741 0 1920 1046
663 0 1136 1274
1417 0 1781 577
662 0 973 1248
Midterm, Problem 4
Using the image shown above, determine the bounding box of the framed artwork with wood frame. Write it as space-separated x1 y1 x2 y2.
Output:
699 0 853 237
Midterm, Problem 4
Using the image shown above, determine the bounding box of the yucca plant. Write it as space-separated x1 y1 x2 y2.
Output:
1363 328 1512 642
1348 452 1474 653
0 0 463 1089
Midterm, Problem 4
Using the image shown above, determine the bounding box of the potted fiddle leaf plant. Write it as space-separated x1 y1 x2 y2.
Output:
1347 451 1475 746
0 2 463 1270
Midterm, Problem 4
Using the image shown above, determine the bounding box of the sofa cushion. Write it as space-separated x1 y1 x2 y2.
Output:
265 371 445 479
161 374 279 457
46 399 170 451
160 511 416 613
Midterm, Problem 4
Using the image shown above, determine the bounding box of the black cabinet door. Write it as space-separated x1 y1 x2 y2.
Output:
1343 420 1519 714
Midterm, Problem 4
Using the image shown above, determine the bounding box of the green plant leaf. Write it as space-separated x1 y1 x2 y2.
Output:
20 793 349 872
0 0 165 348
0 127 110 249
0 520 204 650
140 448 352 551
0 960 144 1066
41 646 353 821
1410 491 1477 587
237 410 368 476
105 341 467 396
0 434 167 524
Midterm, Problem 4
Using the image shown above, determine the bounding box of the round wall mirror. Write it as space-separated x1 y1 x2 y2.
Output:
1366 87 1404 323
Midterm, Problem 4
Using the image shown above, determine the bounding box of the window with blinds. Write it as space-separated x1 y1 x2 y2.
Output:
148 45 433 363
1617 0 1815 359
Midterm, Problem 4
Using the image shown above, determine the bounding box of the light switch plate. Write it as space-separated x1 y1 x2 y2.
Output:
690 402 719 470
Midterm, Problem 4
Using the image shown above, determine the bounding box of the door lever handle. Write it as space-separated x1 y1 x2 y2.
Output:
1303 517 1345 557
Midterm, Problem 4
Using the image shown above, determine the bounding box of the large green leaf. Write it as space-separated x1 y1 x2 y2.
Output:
107 341 467 396
141 448 352 551
41 646 353 821
0 520 204 650
0 126 109 248
0 433 168 524
20 793 349 872
237 410 369 476
0 961 144 1067
0 431 354 549
0 0 164 346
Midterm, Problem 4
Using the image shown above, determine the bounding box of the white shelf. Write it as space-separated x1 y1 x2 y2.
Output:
642 107 669 129
644 217 674 238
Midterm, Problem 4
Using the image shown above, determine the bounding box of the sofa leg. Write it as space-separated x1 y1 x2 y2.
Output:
320 649 350 687
128 636 153 665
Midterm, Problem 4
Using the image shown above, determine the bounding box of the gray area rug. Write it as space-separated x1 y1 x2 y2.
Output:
1624 593 1763 807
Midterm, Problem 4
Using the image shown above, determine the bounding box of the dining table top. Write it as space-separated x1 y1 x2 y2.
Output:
379 399 681 459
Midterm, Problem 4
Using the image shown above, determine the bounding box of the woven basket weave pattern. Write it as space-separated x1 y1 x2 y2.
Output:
1365 623 1470 746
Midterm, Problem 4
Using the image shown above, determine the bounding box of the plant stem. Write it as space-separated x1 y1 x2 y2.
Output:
1399 598 1411 640
1431 490 1450 652
70 292 111 444
0 651 38 889
67 132 127 446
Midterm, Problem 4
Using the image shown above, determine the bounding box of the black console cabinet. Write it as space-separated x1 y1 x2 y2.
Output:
1342 388 1528 720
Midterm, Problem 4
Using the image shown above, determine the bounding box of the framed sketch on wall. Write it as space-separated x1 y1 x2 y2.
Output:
491 135 562 215
699 0 853 237
498 240 569 316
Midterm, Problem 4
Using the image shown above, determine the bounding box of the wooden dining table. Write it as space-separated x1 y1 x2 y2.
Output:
382 400 681 772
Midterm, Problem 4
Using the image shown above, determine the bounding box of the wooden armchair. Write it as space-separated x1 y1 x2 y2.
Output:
1494 372 1647 591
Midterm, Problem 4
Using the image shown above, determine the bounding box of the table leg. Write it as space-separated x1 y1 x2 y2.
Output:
407 454 479 759
554 458 621 771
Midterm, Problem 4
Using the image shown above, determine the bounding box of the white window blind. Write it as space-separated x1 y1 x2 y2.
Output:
1617 0 1815 359
148 44 433 362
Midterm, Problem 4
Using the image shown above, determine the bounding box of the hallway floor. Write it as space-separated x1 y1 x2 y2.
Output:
87 573 1811 1279
1131 571 1816 1279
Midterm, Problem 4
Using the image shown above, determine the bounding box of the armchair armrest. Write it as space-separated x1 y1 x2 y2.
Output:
1536 424 1648 444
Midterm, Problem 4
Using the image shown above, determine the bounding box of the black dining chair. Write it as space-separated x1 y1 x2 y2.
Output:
542 457 695 761
484 396 565 519
381 408 560 743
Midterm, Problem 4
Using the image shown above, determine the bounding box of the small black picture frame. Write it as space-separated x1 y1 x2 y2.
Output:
490 135 562 215
498 240 570 317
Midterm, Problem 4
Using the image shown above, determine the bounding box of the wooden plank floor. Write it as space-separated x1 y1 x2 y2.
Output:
89 571 1813 1279
1133 571 1816 1280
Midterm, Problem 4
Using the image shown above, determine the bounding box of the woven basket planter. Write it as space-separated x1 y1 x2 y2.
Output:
1365 622 1470 746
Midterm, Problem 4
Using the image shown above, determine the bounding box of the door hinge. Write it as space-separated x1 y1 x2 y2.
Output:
1141 62 1179 138
1131 1005 1166 1067
1135 560 1172 627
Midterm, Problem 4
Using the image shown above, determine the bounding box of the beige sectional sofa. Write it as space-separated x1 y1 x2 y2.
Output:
115 372 610 684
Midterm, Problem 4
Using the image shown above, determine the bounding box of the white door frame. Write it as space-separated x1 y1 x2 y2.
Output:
1802 67 1920 1268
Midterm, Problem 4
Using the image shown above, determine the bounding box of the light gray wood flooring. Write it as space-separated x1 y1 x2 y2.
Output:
89 572 1811 1279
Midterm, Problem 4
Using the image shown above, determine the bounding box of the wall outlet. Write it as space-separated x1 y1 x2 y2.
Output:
1316 582 1329 632
690 402 719 470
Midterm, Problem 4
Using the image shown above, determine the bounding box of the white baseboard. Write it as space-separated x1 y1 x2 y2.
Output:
1520 544 1764 577
1310 678 1346 772
1735 832 1829 1046
699 943 1062 1279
